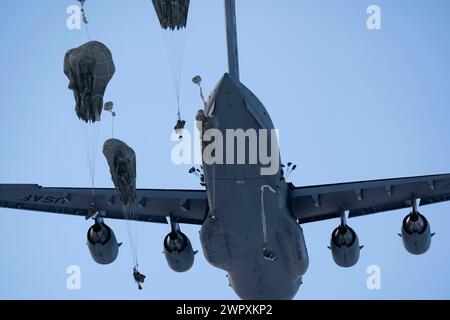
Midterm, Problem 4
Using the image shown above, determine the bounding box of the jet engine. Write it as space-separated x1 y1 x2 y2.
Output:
329 225 362 267
400 211 432 255
163 231 195 272
87 221 121 265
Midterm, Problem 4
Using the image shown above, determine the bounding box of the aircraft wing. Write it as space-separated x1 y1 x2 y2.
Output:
0 184 208 225
289 173 450 224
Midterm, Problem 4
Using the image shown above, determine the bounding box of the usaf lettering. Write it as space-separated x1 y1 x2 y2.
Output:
18 195 67 204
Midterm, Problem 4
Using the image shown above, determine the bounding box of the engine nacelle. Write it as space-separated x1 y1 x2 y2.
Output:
87 222 120 265
330 225 361 267
400 212 432 255
163 231 195 272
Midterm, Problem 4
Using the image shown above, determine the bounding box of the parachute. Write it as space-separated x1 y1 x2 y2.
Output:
102 138 137 206
63 5 146 289
152 0 190 30
64 41 115 123
152 0 191 135
103 138 145 288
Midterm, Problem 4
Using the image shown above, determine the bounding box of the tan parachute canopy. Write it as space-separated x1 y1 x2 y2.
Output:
64 41 115 123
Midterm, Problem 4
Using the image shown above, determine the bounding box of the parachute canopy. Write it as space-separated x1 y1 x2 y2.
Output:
64 41 115 123
103 138 136 206
152 0 190 30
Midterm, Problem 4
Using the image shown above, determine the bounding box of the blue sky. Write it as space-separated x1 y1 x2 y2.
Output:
1 0 450 299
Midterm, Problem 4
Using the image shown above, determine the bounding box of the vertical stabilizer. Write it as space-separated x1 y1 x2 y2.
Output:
224 0 240 81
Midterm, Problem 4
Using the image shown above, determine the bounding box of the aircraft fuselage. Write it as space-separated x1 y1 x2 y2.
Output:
199 74 309 299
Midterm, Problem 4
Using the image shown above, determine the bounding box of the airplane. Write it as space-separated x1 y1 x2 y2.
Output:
1 0 450 300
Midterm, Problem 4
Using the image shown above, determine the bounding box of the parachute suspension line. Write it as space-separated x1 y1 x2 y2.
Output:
162 26 188 139
122 203 139 268
212 162 217 213
103 101 116 138
78 0 91 41
128 203 144 289
111 115 114 138
84 20 92 41
91 123 99 196
260 185 278 261
161 26 188 120
123 208 137 267
80 121 100 200
192 75 206 107
198 83 206 107
123 202 145 290
102 138 143 289
129 201 139 265
153 1 190 138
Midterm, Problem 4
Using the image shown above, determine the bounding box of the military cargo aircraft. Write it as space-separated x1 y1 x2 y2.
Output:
1 0 449 299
